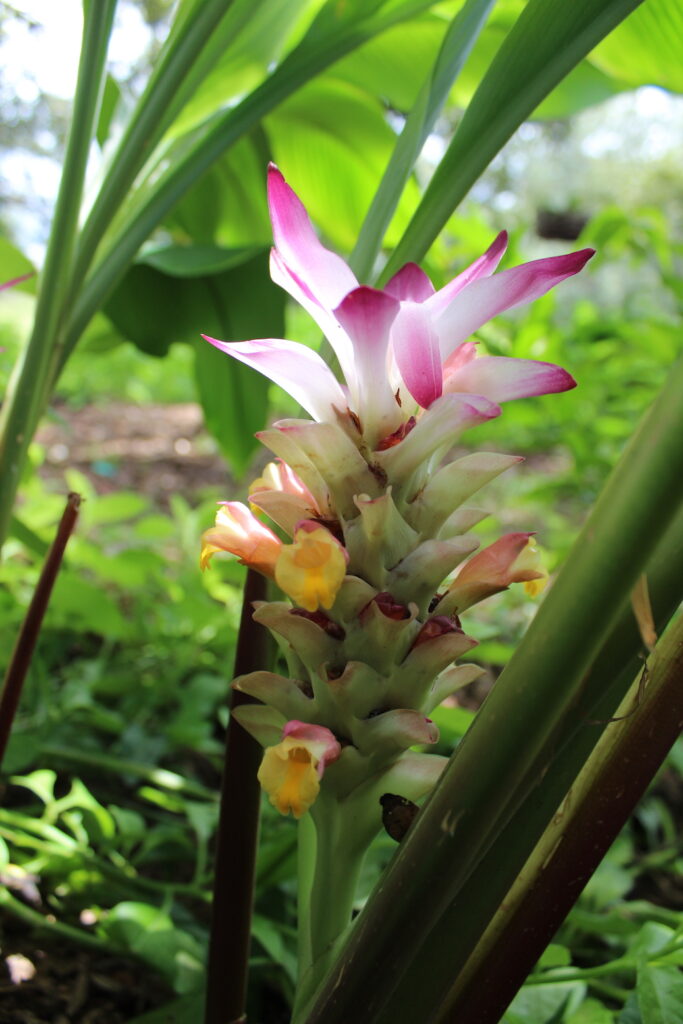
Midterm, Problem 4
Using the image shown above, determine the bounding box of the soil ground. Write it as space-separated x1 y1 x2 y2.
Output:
36 401 230 505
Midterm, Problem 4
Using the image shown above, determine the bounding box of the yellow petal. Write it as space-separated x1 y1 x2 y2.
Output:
514 539 548 597
258 743 320 818
523 576 547 597
200 538 221 570
275 526 347 611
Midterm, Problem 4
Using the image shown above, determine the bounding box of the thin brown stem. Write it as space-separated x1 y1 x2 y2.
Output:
205 569 271 1024
0 492 81 769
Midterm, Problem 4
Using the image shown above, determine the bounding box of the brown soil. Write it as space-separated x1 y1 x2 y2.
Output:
36 401 231 506
0 930 172 1023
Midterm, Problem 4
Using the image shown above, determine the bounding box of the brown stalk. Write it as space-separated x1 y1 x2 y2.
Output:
204 568 270 1024
0 492 81 769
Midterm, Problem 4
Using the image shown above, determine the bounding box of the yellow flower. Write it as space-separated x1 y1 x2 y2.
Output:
513 538 548 597
275 521 348 611
257 721 341 818
200 502 281 574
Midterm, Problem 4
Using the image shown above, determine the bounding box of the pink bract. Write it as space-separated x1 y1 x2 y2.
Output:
203 165 593 447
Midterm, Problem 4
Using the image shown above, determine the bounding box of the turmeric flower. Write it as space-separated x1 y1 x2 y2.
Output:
200 501 281 574
249 459 324 535
274 520 348 612
258 720 341 818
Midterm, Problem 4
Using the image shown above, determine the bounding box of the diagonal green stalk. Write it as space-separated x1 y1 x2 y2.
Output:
380 0 645 281
382 500 683 1021
303 355 683 1024
67 0 252 303
41 744 216 800
440 611 683 1023
349 0 496 281
0 0 116 551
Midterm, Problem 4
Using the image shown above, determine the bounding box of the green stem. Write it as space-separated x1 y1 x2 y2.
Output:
0 887 113 952
41 743 216 801
308 806 363 963
292 799 366 1023
588 979 633 1003
297 812 316 985
0 3 116 551
526 962 633 985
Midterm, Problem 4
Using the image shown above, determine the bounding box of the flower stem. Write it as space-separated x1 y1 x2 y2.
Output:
292 797 365 1022
204 569 271 1024
297 812 316 982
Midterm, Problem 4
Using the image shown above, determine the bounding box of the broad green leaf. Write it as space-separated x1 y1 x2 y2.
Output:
104 244 280 472
192 250 285 474
165 136 271 248
85 492 151 526
429 702 475 746
104 265 188 357
333 12 454 111
590 0 683 92
504 982 586 1024
140 244 265 277
618 994 644 1024
538 945 572 969
167 0 319 140
626 923 674 960
0 238 35 294
636 965 683 1024
383 0 646 278
567 999 616 1024
46 576 131 639
266 77 410 251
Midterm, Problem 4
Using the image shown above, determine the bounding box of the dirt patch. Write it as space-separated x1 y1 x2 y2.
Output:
36 401 231 506
0 931 172 1023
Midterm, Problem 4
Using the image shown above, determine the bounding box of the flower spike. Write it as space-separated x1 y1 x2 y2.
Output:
200 165 593 880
